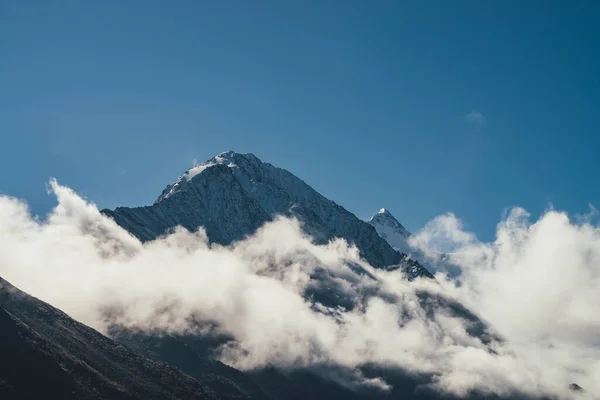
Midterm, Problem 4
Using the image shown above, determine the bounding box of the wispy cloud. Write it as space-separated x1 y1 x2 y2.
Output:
465 111 487 125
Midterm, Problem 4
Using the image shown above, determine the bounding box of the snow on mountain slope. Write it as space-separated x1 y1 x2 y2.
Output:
155 152 238 203
367 208 412 254
102 151 432 278
368 209 462 277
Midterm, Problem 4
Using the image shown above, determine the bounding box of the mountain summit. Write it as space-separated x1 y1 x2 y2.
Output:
102 151 431 277
155 150 253 204
368 208 413 254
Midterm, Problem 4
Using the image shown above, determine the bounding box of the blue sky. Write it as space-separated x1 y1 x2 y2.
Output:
1 0 599 240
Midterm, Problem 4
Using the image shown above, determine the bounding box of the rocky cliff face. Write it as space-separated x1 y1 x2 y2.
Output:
102 151 431 278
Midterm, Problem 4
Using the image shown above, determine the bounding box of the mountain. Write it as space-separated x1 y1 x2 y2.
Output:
0 276 232 400
97 151 546 399
0 153 578 399
368 209 464 278
367 208 412 255
101 151 431 278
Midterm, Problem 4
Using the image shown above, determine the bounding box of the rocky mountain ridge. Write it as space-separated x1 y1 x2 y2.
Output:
102 151 431 279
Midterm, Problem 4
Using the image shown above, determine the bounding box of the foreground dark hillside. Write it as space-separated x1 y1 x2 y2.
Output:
0 276 262 400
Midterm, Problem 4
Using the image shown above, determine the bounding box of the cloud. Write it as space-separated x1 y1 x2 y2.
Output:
0 181 598 399
411 208 600 397
465 111 487 125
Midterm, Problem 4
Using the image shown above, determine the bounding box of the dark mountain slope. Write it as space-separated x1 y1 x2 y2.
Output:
0 276 261 400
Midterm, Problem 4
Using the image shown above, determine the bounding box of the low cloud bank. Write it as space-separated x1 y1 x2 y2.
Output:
0 180 598 399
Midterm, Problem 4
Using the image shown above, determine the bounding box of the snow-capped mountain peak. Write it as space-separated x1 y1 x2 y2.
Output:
104 151 434 277
155 151 254 204
374 208 400 220
369 208 410 237
368 208 412 253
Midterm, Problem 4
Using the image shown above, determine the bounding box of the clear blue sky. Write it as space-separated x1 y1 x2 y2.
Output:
1 0 599 240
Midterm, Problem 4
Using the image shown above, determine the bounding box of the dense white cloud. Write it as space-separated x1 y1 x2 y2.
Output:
0 180 598 399
411 209 600 397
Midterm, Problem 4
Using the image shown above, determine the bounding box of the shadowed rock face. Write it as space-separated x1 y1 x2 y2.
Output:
101 151 431 278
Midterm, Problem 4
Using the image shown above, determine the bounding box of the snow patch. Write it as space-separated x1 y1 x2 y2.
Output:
187 162 216 180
